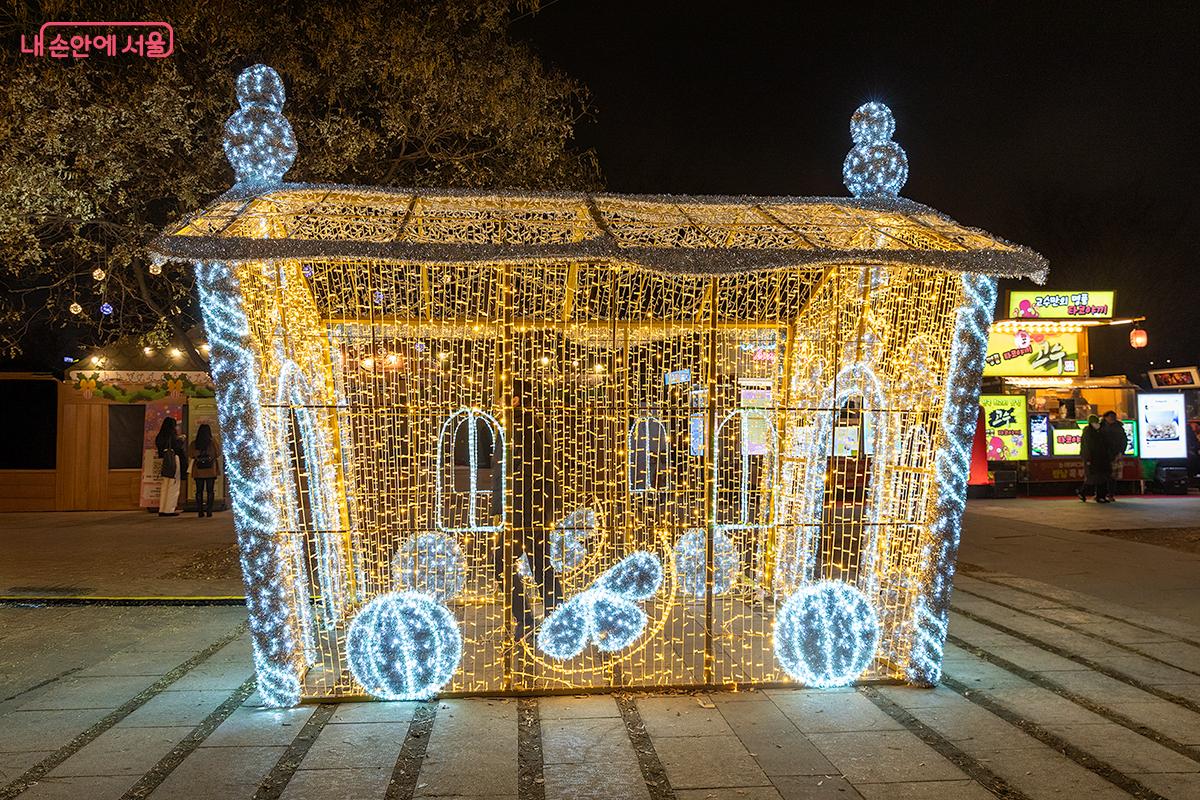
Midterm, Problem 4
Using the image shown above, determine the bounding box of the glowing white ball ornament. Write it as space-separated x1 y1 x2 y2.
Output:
549 508 597 573
391 533 465 601
346 591 462 701
774 580 880 688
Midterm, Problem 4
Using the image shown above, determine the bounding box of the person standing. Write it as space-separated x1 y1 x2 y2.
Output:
155 417 184 516
1100 411 1128 502
506 379 562 644
189 423 220 518
1076 415 1111 503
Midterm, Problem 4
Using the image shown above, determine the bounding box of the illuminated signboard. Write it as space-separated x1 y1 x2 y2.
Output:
1147 367 1199 389
983 328 1082 377
1052 420 1139 458
1051 426 1084 457
1029 413 1051 457
1137 393 1187 459
980 395 1028 461
1008 290 1114 319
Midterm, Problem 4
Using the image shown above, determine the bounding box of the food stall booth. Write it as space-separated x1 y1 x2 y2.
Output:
977 290 1144 494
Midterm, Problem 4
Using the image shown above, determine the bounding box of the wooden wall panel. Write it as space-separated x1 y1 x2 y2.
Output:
0 470 57 511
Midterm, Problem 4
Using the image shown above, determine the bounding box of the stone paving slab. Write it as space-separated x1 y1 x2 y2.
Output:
47 725 193 777
145 744 284 800
279 766 394 800
203 704 316 747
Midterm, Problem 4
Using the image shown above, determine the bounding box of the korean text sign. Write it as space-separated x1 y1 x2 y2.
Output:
1008 290 1114 319
980 395 1028 461
983 329 1082 377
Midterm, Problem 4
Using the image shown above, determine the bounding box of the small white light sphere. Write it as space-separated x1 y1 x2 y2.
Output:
850 102 896 145
774 581 880 688
674 528 739 597
235 64 286 111
346 591 462 701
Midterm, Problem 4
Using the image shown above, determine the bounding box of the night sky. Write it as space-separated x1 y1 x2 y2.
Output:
514 2 1199 379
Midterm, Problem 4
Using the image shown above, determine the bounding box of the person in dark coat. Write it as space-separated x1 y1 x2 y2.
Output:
506 379 563 642
1100 411 1128 502
1077 415 1111 503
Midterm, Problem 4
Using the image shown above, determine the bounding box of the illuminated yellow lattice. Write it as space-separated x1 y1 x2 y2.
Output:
153 185 1046 702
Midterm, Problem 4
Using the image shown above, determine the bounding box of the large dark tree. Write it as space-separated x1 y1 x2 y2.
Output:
0 0 600 368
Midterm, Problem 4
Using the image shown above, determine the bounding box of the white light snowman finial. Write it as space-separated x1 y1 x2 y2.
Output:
223 64 297 184
842 102 908 199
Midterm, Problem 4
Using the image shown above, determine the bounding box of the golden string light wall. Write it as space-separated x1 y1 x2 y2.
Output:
150 67 1048 706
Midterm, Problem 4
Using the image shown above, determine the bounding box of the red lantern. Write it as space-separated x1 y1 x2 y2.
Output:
1129 327 1148 349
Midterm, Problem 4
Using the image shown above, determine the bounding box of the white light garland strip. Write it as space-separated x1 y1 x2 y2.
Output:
435 407 505 533
392 533 466 601
345 591 463 701
909 274 997 686
193 259 302 707
276 360 349 629
674 528 739 597
774 580 881 688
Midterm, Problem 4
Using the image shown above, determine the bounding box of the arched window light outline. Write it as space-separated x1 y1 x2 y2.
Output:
712 408 778 533
627 414 670 494
436 407 506 533
275 360 350 637
786 361 891 593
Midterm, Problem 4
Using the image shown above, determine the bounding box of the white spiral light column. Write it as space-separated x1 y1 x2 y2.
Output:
908 273 997 686
195 259 303 706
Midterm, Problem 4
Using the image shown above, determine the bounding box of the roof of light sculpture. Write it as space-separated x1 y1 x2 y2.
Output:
148 185 1046 282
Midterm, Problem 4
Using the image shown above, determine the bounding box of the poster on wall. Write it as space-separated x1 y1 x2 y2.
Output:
983 328 1082 377
1008 290 1114 319
187 396 225 502
139 400 183 507
739 384 773 456
1029 413 1051 457
1137 393 1187 459
980 395 1028 460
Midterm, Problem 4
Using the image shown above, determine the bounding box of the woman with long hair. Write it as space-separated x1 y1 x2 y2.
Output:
189 423 220 517
155 416 184 516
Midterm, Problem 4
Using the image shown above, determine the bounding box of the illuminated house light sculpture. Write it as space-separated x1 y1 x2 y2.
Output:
150 68 1048 706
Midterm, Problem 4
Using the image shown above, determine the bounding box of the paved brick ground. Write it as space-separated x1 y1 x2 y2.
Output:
1 499 1198 799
